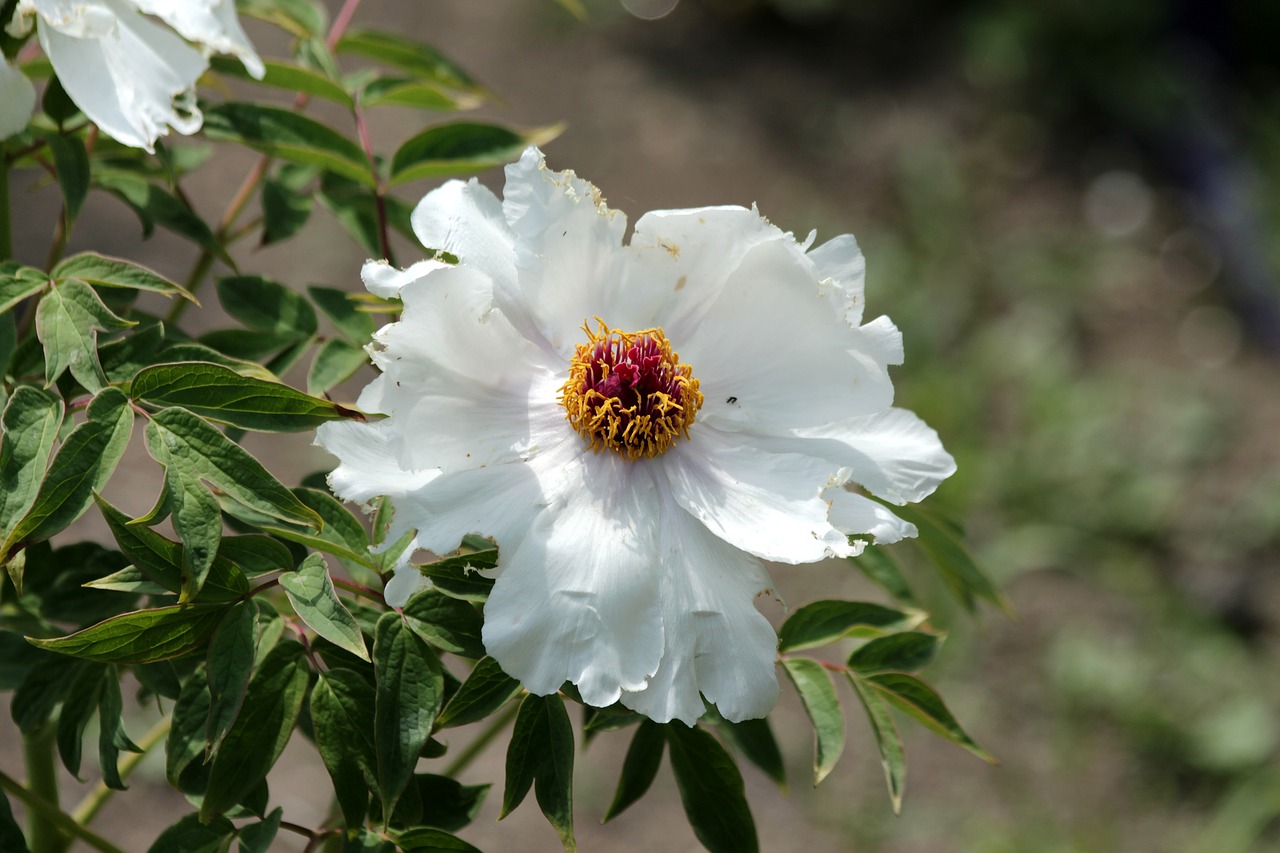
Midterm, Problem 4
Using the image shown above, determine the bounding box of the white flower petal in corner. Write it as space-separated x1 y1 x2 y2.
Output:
0 56 36 140
316 145 955 723
133 0 264 78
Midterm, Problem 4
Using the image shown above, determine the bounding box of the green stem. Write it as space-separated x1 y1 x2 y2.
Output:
0 157 11 262
442 698 522 778
0 771 126 853
22 724 63 853
69 715 172 829
165 248 213 325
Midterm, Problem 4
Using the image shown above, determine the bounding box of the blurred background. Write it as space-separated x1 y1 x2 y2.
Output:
8 0 1280 850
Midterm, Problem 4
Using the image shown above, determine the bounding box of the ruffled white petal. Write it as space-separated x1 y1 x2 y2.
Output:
410 178 517 294
481 452 664 707
315 418 437 505
133 0 263 78
0 57 36 140
621 492 779 725
807 233 867 326
360 258 450 299
664 427 853 564
36 0 206 151
826 489 916 545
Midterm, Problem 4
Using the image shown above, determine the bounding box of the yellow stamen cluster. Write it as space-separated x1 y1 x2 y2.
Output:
561 320 703 461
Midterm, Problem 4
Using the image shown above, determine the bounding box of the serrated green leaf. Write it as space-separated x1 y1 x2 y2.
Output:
202 103 374 186
29 604 227 664
867 672 996 763
777 600 923 653
53 252 196 302
216 275 318 340
311 667 376 828
307 338 367 395
390 122 561 186
603 720 665 822
667 724 757 853
94 169 229 263
502 693 576 852
437 656 521 729
374 613 444 819
237 806 282 853
0 387 63 542
718 717 785 790
45 132 89 222
281 553 369 660
847 631 942 674
200 641 310 821
892 502 1007 613
781 657 845 785
393 827 482 853
0 264 47 315
132 361 354 431
848 672 906 814
402 588 483 658
205 601 257 755
35 278 134 389
146 813 235 853
1 387 132 561
210 55 352 106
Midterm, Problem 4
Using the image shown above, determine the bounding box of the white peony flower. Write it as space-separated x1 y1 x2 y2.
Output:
0 55 37 140
316 147 956 725
9 0 263 152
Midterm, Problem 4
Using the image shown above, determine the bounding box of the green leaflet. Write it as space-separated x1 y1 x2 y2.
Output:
667 724 757 853
374 613 444 819
280 553 369 661
35 278 134 390
0 387 64 544
781 657 845 785
603 720 665 822
53 252 196 302
205 601 258 755
216 275 317 340
402 588 484 658
202 103 373 186
502 693 576 852
311 667 377 829
848 672 906 814
866 672 996 763
847 631 943 674
389 122 562 186
777 600 923 653
27 604 228 664
436 656 522 729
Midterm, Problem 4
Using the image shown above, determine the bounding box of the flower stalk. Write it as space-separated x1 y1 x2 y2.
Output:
22 724 66 853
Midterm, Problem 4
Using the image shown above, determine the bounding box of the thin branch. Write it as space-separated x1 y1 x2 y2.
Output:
0 771 127 853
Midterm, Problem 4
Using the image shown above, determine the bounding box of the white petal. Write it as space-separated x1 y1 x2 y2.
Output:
38 0 206 151
382 546 431 609
369 265 565 472
621 495 779 725
134 0 263 78
499 146 631 356
314 418 437 505
410 178 517 291
360 258 449 299
826 489 916 544
794 407 956 504
683 237 896 433
665 427 853 564
0 57 36 140
807 233 867 326
482 454 664 707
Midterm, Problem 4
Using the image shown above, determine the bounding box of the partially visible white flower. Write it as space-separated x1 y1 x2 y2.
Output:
317 147 957 726
9 0 263 152
0 55 37 140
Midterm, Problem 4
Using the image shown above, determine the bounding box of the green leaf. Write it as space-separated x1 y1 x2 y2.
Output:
892 503 1007 613
237 0 326 38
0 387 64 542
420 551 497 602
146 813 234 853
374 613 444 818
307 338 367 396
0 263 47 315
11 655 87 732
311 667 377 828
45 132 89 222
200 641 310 821
53 252 196 302
308 285 377 343
56 662 106 778
603 720 665 822
209 55 352 106
847 631 942 674
361 76 478 112
260 165 315 247
777 600 923 653
280 553 369 660
393 827 482 853
850 545 919 607
132 361 355 432
156 344 279 382
402 588 483 658
217 275 318 340
390 122 561 186
97 668 137 789
0 788 30 853
35 278 134 390
1 387 132 561
166 665 210 787
781 657 845 785
867 672 996 763
94 169 228 263
205 601 258 754
237 806 283 853
406 774 488 832
202 103 374 186
337 29 482 92
98 321 165 384
216 535 293 577
231 485 373 569
718 717 785 790
437 656 522 729
667 724 757 853
848 672 906 814
502 693 576 852
27 604 228 663
315 170 415 255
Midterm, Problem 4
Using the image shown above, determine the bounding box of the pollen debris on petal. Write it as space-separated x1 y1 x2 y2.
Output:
560 319 703 461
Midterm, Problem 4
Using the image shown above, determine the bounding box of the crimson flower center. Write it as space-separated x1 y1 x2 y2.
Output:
561 320 703 461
